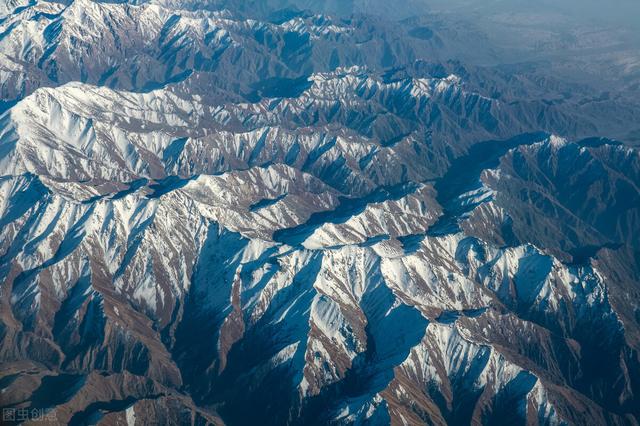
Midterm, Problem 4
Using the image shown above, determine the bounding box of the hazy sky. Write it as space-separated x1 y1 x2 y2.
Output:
422 0 640 32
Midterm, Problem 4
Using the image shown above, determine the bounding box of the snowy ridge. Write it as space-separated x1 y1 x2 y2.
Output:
1 84 638 423
1 1 639 424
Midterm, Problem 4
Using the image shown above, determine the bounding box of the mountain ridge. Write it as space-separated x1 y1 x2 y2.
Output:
1 1 640 425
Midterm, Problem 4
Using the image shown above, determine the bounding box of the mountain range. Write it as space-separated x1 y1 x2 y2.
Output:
1 1 639 425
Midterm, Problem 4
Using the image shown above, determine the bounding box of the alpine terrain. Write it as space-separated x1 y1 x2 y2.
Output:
0 0 639 425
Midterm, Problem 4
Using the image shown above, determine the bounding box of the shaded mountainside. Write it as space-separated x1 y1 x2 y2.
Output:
1 1 640 425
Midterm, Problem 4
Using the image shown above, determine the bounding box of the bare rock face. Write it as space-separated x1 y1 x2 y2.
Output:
1 1 640 425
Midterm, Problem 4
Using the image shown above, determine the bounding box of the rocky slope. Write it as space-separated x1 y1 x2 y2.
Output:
1 1 640 425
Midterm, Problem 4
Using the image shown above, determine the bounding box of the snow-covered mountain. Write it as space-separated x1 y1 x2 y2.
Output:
1 1 639 425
